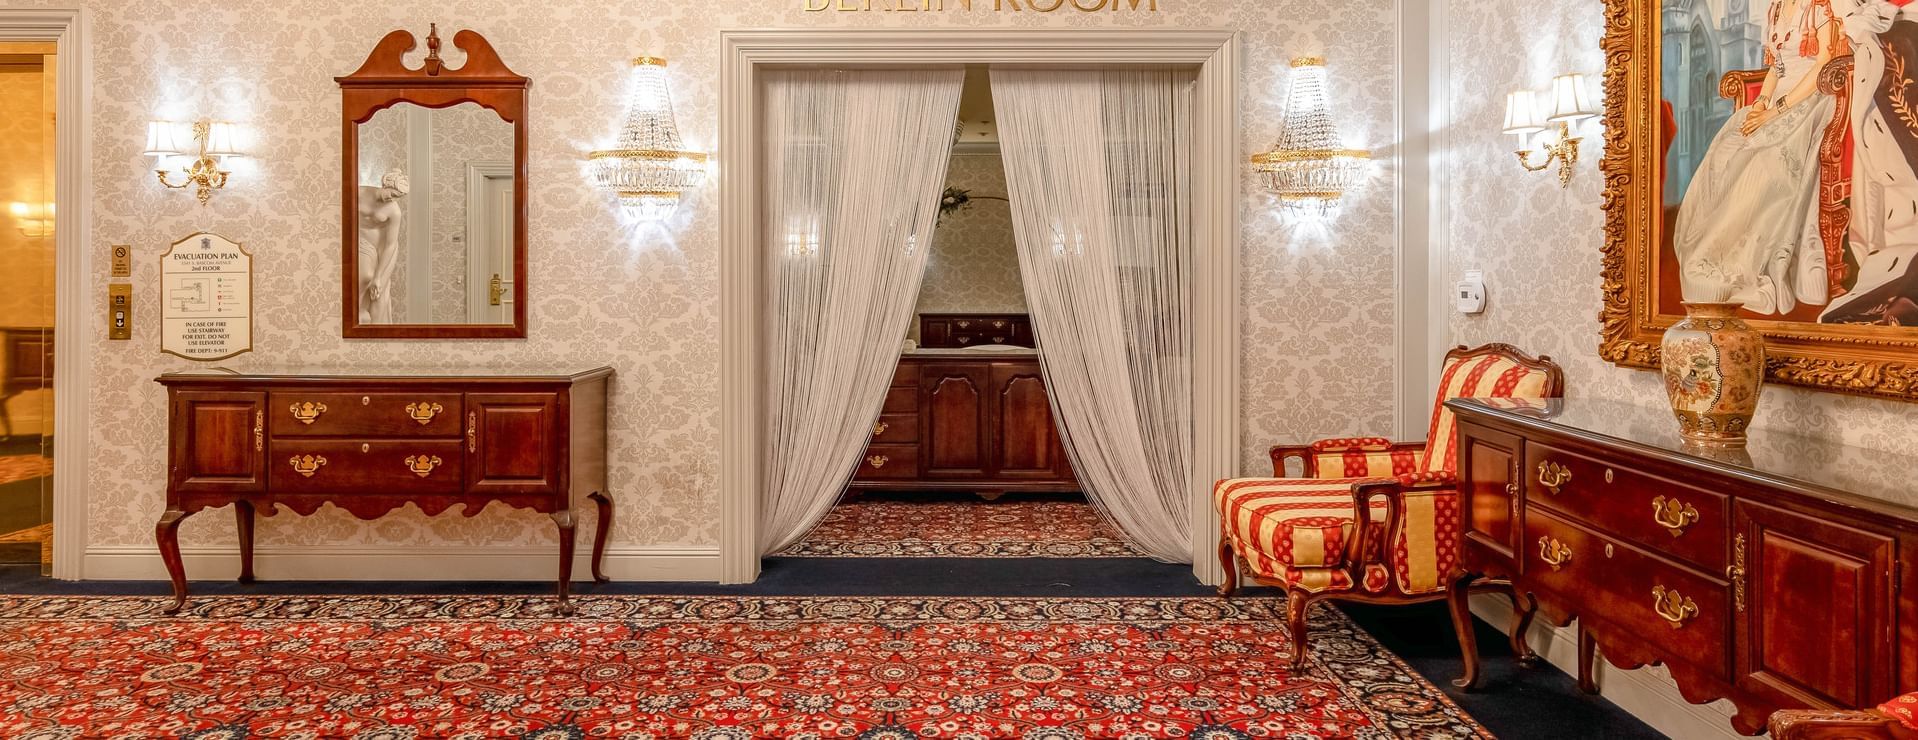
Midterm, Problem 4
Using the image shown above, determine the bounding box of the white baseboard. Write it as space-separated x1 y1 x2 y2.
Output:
81 545 721 583
1470 593 1756 740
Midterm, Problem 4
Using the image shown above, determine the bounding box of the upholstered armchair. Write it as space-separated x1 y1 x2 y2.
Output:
1769 691 1918 739
1215 343 1565 689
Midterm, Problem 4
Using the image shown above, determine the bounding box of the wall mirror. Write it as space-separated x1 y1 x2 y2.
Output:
338 25 528 338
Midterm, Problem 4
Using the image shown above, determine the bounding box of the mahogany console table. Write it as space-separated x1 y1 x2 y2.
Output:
1449 397 1917 735
156 367 613 615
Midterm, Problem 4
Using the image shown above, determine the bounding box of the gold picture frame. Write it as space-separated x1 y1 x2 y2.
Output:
1600 0 1918 401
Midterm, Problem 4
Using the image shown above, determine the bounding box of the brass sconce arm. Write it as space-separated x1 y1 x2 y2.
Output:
1513 123 1582 188
153 120 239 206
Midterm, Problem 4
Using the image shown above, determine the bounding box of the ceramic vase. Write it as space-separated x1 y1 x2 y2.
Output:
1660 301 1765 446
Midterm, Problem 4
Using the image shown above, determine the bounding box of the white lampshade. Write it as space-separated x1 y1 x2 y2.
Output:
1502 91 1546 136
204 121 243 158
1547 73 1597 123
143 120 183 157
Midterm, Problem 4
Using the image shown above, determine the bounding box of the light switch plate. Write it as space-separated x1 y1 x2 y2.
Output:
110 244 132 278
107 283 132 340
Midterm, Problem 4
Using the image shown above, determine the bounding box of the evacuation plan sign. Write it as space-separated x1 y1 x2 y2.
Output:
160 232 253 361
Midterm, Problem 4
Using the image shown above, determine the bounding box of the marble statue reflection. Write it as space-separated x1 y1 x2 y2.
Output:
357 167 409 323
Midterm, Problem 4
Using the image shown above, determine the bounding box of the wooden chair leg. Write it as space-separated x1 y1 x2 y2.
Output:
1284 587 1312 670
1448 572 1485 691
1216 534 1239 597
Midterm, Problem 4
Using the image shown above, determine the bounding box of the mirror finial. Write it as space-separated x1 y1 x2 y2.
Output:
424 24 442 76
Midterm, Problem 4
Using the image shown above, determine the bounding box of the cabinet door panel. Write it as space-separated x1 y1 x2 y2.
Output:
1734 500 1895 709
991 364 1064 480
466 393 563 496
169 391 267 495
921 364 988 477
1457 423 1521 572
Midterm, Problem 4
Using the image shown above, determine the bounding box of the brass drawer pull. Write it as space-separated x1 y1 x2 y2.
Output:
289 401 327 425
404 454 442 478
288 454 327 478
1652 584 1699 628
1536 460 1572 494
867 455 889 469
405 401 444 425
1651 495 1700 537
1537 536 1573 570
873 421 889 437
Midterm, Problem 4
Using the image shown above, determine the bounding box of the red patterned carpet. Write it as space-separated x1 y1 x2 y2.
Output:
0 594 1487 739
783 496 1143 558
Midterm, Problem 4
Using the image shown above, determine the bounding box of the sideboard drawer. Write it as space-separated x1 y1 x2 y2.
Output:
882 386 918 415
855 444 919 481
270 392 464 438
269 439 464 495
871 413 918 444
1527 506 1732 680
1526 441 1728 572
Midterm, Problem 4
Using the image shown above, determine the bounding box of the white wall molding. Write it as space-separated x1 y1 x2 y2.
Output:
719 28 1242 585
0 7 93 580
83 545 721 582
1470 594 1749 740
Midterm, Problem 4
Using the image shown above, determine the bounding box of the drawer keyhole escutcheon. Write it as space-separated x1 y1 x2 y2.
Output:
289 454 327 478
253 410 264 452
289 401 327 425
1604 542 1615 558
1729 532 1748 612
1651 584 1699 628
1604 468 1614 484
1536 460 1572 494
868 455 889 469
467 412 478 453
873 421 889 437
1537 536 1573 570
1651 495 1701 536
361 396 370 405
361 443 370 453
405 401 443 425
404 455 442 478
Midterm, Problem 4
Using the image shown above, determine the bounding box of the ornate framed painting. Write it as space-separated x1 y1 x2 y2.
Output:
1601 0 1918 400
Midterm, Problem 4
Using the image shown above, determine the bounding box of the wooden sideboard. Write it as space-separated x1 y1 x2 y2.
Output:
156 368 613 614
850 353 1076 498
1449 397 1918 735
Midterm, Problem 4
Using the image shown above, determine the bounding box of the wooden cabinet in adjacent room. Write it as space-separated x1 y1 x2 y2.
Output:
851 354 1076 498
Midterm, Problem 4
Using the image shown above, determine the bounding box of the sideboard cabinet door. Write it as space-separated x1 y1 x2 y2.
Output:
921 364 990 479
989 362 1067 481
169 390 267 495
465 393 563 496
1733 500 1897 710
1457 423 1522 573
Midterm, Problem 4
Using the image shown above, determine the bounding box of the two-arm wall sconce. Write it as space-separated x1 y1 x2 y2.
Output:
1503 73 1597 187
145 119 245 205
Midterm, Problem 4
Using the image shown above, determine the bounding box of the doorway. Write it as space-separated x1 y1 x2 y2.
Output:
0 41 56 573
717 29 1241 585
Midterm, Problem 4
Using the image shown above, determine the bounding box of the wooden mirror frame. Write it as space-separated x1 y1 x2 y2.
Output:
337 25 528 339
1598 0 1918 401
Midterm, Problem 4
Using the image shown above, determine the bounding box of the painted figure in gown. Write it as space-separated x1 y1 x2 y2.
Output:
357 167 408 324
1673 0 1841 314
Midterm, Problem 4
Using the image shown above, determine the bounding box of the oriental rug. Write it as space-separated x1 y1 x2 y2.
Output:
0 594 1487 739
782 496 1142 558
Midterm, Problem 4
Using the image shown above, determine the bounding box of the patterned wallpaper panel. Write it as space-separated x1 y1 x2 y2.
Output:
65 0 1400 553
1442 0 1918 456
915 153 1026 316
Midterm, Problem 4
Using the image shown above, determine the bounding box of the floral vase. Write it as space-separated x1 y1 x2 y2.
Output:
1660 302 1765 446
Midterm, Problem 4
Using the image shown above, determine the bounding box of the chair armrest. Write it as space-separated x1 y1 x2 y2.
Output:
1268 445 1313 477
1769 708 1916 740
1394 470 1457 488
1270 437 1426 478
1341 472 1459 580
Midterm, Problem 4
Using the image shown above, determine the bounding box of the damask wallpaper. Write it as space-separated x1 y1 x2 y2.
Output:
58 0 1400 558
1443 0 1918 456
915 152 1026 316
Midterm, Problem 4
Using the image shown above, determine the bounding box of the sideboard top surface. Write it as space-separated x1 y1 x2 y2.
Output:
156 366 614 385
1448 396 1918 519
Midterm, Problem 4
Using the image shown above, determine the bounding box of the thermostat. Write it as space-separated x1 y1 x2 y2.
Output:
1455 270 1486 315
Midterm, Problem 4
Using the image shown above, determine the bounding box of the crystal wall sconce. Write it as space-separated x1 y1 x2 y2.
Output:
1503 73 1597 187
1250 57 1370 218
146 119 246 205
589 56 708 221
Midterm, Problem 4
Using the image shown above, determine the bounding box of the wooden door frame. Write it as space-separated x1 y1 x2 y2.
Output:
0 8 90 579
717 28 1242 584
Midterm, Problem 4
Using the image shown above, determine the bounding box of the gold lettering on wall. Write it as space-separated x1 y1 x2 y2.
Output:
804 0 1155 11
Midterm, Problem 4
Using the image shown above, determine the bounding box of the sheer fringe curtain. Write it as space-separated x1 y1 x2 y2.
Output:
759 68 965 555
992 67 1195 562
